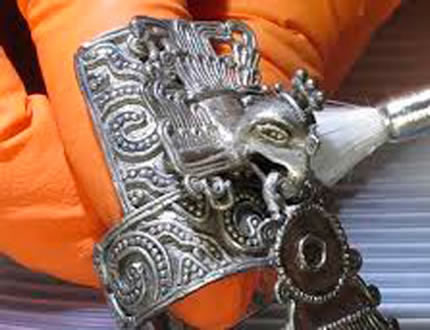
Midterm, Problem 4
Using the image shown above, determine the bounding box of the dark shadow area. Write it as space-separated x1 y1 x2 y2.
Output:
0 0 46 94
0 256 105 312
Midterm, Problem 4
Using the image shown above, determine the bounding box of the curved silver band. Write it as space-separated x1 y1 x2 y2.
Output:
75 16 404 330
76 17 280 328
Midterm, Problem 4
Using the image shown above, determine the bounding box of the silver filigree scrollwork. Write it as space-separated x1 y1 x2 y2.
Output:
77 17 277 328
219 188 272 253
77 16 399 330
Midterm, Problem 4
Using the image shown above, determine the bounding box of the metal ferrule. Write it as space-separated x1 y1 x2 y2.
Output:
379 89 430 141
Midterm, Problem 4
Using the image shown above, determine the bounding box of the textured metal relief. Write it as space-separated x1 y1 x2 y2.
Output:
76 17 277 329
76 16 402 330
273 204 399 329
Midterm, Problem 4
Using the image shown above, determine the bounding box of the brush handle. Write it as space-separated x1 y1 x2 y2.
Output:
379 89 430 141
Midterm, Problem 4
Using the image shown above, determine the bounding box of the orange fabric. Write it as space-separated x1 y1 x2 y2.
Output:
0 0 399 328
171 270 262 329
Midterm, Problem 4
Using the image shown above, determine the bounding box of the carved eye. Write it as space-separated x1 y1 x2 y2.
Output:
255 123 291 145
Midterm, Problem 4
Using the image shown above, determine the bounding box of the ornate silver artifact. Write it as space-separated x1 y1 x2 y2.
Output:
75 16 430 329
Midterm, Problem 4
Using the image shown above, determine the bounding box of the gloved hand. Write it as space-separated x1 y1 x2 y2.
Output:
0 0 399 328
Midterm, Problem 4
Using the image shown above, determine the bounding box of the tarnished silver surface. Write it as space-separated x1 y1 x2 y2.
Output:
273 204 399 330
75 16 430 330
75 16 320 329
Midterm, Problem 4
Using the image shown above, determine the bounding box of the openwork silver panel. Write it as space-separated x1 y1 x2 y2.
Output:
75 16 404 330
75 17 282 328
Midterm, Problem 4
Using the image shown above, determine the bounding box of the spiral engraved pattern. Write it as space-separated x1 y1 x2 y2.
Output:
76 17 278 328
107 232 173 309
220 189 270 254
74 16 399 330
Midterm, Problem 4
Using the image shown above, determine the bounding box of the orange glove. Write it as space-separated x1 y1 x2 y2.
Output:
0 0 399 329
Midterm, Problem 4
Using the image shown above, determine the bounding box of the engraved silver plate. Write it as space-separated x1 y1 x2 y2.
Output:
75 16 405 330
74 17 291 329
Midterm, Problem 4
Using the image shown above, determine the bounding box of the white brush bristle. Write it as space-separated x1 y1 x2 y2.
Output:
311 103 389 186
